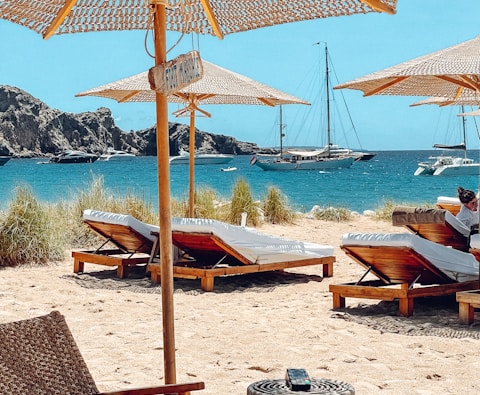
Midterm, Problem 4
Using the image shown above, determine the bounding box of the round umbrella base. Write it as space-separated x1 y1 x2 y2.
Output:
247 378 355 395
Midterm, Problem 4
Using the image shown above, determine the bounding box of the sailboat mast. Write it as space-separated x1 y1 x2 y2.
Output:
325 44 331 154
279 105 283 157
461 105 468 159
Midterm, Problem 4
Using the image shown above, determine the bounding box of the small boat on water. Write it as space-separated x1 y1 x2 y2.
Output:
0 156 11 166
220 166 237 172
414 154 480 176
98 149 135 161
169 149 234 165
49 150 98 164
414 107 480 176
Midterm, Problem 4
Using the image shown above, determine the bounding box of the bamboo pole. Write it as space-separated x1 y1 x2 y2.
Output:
152 2 176 384
189 111 195 218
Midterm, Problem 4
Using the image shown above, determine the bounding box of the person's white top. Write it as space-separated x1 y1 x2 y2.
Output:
456 205 480 230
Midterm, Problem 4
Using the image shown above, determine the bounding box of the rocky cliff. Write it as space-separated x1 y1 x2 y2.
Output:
0 85 259 158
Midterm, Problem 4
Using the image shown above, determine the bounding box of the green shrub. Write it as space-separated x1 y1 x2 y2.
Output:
311 206 352 222
193 187 222 220
66 175 157 248
228 178 260 226
171 196 189 218
262 186 296 224
0 185 67 266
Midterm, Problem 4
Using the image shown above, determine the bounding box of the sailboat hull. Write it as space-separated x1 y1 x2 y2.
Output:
414 155 480 176
433 163 480 176
254 156 354 171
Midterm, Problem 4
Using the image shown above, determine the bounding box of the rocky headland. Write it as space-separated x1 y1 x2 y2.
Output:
0 85 261 158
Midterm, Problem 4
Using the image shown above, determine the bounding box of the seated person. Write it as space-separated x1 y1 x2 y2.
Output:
456 186 480 234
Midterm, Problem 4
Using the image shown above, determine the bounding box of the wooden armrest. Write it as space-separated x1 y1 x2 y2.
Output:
99 381 205 395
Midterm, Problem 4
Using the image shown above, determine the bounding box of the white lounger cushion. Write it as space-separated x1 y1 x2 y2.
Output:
437 196 461 205
171 217 334 264
444 210 470 237
83 210 334 265
342 233 479 282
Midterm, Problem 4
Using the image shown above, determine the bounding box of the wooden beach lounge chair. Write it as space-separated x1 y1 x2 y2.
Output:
149 217 335 291
392 206 471 252
391 205 480 262
0 311 205 395
72 209 158 278
436 196 461 215
329 233 479 317
78 210 335 291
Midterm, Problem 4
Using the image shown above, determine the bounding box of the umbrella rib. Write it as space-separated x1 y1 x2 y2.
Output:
360 0 396 14
363 76 408 96
118 91 145 103
458 75 480 92
437 75 480 93
258 98 276 107
200 0 224 39
43 0 77 39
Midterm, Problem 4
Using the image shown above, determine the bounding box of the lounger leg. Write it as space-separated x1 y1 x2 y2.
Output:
399 297 414 317
332 292 345 309
117 265 128 279
73 258 84 274
201 277 214 292
458 302 474 325
323 262 333 277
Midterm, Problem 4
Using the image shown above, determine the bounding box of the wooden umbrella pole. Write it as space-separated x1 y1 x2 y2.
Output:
189 111 195 217
153 2 177 384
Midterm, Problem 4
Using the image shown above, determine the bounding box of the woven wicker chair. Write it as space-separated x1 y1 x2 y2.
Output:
0 311 204 395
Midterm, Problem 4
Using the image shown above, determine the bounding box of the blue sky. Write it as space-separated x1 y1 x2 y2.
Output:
1 1 480 151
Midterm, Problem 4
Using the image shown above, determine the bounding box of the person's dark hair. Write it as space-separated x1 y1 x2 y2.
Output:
457 186 476 204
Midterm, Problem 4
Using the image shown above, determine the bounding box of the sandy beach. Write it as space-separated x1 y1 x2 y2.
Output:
1 214 480 394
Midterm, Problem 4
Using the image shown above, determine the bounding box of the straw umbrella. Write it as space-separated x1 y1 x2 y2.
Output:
76 59 309 218
410 95 480 107
0 0 399 384
334 36 480 99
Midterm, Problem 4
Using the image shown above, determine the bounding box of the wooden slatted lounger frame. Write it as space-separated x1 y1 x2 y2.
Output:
436 202 461 216
72 220 153 278
402 221 470 252
329 244 479 317
148 230 335 292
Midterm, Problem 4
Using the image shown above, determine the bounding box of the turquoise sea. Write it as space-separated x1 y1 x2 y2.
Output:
1 150 479 213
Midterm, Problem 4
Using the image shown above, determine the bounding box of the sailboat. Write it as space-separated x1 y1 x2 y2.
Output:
414 107 480 176
253 44 356 171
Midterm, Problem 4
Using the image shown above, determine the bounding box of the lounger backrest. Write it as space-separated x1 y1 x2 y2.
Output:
83 209 158 253
436 196 461 215
392 206 470 251
0 311 99 394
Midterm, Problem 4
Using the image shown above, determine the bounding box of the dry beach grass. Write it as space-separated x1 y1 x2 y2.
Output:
1 214 480 394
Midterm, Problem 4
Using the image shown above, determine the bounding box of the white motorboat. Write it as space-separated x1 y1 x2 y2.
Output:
220 166 237 172
169 149 234 165
99 149 135 161
414 108 480 176
49 150 98 164
253 44 356 171
415 154 480 176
